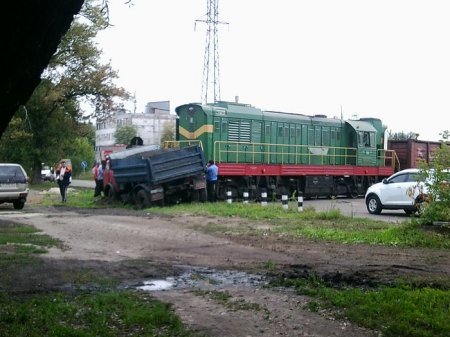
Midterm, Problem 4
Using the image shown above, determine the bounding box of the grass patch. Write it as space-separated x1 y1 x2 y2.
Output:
148 202 450 249
272 275 450 337
0 291 204 337
0 223 62 269
38 187 118 208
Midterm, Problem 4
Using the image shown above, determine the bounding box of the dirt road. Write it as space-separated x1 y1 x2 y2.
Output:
2 200 449 337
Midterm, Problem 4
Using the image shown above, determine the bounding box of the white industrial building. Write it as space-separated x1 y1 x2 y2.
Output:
95 101 176 158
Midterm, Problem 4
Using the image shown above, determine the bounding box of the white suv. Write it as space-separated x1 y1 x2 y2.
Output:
0 163 29 210
365 168 427 215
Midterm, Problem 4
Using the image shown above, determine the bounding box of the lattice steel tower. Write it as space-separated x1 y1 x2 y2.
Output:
195 0 228 104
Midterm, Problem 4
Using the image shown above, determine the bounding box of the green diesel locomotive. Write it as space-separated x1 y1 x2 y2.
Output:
172 101 397 200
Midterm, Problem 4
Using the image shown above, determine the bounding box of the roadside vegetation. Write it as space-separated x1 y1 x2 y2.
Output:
418 145 450 224
270 274 450 337
150 202 450 249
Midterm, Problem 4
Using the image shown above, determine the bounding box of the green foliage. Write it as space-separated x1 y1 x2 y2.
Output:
0 223 62 270
160 121 176 144
40 187 109 208
148 202 450 249
439 130 449 140
388 130 419 140
0 0 128 182
418 145 450 223
114 124 137 145
0 291 200 337
66 137 96 175
0 115 34 170
274 275 450 337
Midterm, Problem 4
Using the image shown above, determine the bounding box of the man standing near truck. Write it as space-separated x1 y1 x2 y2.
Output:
94 160 106 197
206 160 218 202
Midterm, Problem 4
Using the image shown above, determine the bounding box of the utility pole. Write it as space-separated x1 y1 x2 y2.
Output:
195 0 228 104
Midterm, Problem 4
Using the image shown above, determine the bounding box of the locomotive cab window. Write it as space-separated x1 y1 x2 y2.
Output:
359 131 374 147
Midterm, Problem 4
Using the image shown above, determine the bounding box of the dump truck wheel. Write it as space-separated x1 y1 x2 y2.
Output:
135 190 151 209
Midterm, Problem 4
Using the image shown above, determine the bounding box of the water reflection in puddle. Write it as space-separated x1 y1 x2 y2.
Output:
135 267 266 292
137 279 174 291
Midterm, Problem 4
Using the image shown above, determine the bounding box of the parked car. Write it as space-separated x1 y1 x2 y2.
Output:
365 168 428 215
0 163 29 210
41 164 55 181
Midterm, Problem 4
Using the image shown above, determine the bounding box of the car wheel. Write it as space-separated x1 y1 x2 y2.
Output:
13 200 25 210
366 194 382 214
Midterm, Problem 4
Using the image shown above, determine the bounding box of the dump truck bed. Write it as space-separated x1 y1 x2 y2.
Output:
110 145 206 186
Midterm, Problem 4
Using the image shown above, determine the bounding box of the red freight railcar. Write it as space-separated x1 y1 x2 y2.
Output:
388 139 444 170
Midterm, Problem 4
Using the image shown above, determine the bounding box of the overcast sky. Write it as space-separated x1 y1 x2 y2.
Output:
96 0 450 141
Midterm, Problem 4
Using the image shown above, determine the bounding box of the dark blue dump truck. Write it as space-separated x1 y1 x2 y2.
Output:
103 145 206 208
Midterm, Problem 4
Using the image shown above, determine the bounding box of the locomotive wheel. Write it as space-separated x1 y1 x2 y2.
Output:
350 189 359 199
366 194 382 214
135 190 151 209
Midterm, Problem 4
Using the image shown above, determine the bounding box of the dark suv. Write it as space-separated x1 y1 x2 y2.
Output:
0 163 29 209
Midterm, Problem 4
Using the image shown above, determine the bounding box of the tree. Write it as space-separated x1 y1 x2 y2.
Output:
114 124 137 145
439 130 449 141
160 122 175 145
388 131 419 140
67 137 96 176
0 0 129 182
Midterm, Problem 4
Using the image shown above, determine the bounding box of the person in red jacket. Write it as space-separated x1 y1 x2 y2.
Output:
94 160 106 197
55 160 71 202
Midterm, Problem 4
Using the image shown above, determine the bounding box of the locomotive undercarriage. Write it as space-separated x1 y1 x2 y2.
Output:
215 175 382 201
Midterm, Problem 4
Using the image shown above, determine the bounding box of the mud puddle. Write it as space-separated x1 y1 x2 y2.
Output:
132 266 267 292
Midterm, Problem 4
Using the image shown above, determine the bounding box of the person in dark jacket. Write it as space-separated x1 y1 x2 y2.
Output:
55 160 71 202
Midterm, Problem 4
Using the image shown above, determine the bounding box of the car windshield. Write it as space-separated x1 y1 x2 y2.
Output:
0 166 26 183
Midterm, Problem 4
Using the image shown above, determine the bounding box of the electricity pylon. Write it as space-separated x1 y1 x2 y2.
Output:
195 0 228 104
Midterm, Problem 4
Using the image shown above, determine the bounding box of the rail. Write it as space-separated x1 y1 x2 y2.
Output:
213 141 357 165
379 149 400 171
164 140 398 169
214 141 397 168
163 140 203 149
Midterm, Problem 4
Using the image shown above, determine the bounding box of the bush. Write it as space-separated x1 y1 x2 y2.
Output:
419 144 450 224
